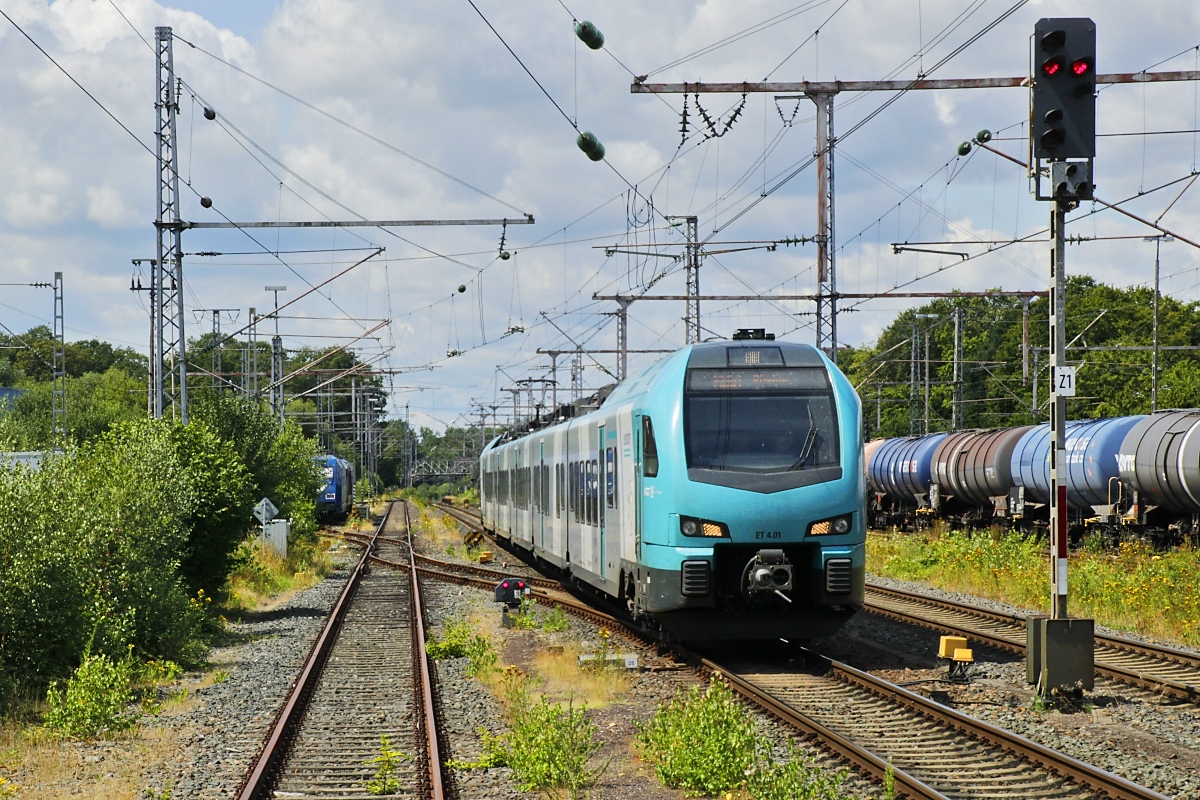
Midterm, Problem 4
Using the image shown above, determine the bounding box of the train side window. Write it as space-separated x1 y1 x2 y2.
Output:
586 461 593 525
580 462 587 524
579 462 586 523
584 461 590 525
606 448 616 508
642 417 659 478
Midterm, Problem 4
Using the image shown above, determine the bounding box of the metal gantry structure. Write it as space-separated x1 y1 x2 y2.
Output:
145 27 533 434
631 69 1200 363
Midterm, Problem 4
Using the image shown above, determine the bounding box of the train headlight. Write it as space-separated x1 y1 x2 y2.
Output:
680 515 729 538
809 515 853 536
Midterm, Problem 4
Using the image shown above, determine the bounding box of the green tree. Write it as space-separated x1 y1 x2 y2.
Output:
845 278 1200 437
189 392 322 540
169 421 254 597
0 368 144 449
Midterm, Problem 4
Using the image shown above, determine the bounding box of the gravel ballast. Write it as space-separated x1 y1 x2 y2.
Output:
823 574 1200 799
148 564 353 799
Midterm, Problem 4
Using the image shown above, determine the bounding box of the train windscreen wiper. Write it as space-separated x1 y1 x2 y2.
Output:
789 407 817 470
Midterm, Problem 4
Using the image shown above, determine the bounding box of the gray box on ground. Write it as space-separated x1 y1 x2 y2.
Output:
261 519 289 559
1026 614 1049 684
1027 616 1094 692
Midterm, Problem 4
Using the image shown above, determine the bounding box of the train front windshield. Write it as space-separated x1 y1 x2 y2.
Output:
684 367 839 474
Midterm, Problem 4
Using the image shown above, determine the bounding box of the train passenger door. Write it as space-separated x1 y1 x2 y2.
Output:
632 415 647 559
602 421 621 583
597 425 606 579
539 441 546 550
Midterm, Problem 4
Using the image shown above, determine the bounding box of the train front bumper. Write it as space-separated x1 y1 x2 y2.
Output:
634 542 864 640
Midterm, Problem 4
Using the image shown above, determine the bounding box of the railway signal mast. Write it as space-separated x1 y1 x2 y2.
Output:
1029 17 1096 695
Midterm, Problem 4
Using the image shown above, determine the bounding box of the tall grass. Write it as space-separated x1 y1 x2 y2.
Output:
868 531 1200 645
222 536 333 611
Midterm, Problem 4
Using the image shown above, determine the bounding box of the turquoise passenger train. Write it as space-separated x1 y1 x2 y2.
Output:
480 334 866 642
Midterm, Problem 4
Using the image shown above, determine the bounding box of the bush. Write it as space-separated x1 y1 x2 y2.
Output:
44 652 137 738
169 422 254 598
542 604 570 633
189 393 323 544
496 668 606 799
637 674 853 799
464 632 497 678
636 673 757 796
425 617 472 660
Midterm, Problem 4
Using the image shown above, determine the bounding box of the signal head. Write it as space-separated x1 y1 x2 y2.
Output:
1041 29 1066 51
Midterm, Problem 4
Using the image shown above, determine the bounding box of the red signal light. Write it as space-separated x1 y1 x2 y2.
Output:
1042 57 1063 77
502 582 509 589
517 581 525 589
1072 58 1091 76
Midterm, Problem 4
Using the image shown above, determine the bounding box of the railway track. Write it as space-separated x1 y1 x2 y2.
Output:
866 582 1200 703
424 503 1168 799
236 501 445 800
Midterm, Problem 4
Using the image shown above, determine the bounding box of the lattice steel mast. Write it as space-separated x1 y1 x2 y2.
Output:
154 27 187 422
51 271 65 450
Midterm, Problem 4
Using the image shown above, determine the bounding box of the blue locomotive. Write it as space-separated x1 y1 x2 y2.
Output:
480 333 866 642
316 455 355 519
865 411 1200 546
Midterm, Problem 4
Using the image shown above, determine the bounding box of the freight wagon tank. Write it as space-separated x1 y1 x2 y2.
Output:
1066 415 1145 508
1118 410 1200 514
863 439 886 492
932 427 1031 506
867 433 947 504
1012 420 1137 510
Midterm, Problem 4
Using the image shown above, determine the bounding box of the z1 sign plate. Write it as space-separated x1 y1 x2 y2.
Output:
1055 366 1076 397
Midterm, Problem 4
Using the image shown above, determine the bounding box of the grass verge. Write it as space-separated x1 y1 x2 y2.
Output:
868 530 1200 645
221 535 334 612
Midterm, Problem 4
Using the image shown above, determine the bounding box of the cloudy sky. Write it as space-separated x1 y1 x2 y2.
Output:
2 0 1199 429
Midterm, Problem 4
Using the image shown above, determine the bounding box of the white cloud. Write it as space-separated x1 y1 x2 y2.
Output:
86 185 138 228
0 0 1198 425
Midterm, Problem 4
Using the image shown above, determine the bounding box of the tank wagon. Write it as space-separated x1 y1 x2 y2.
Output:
315 455 355 519
867 412 1200 546
481 335 867 642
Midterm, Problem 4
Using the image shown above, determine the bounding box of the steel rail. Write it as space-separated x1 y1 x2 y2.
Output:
337 528 557 589
691 656 948 800
385 549 1164 799
407 501 447 800
429 510 1200 700
384 557 947 798
866 583 1200 702
805 652 1169 800
436 502 484 527
235 501 394 800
